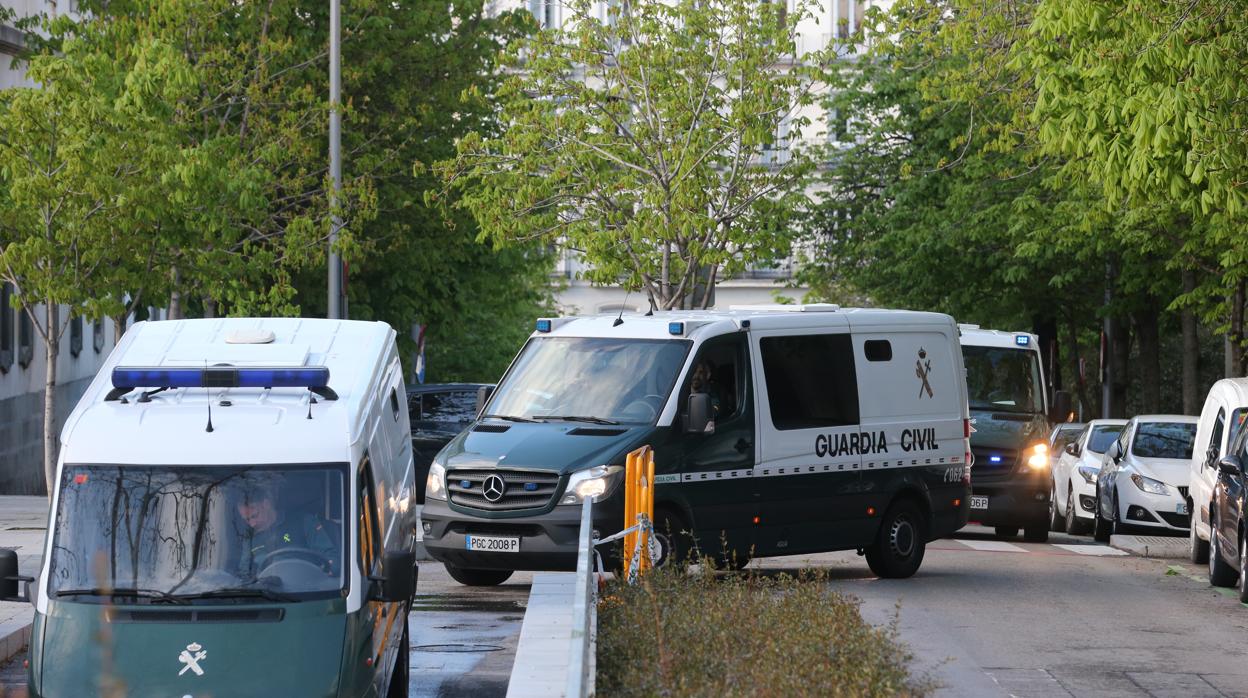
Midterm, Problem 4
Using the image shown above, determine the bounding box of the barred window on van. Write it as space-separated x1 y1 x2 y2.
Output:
760 334 859 430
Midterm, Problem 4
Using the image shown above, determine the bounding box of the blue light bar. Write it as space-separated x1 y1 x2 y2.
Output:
1015 335 1031 346
536 319 553 333
111 366 330 390
668 322 684 336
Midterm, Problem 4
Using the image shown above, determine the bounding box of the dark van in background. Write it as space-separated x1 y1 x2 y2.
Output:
407 383 493 504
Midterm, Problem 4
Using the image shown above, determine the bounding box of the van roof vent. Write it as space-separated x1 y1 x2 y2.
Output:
226 329 276 345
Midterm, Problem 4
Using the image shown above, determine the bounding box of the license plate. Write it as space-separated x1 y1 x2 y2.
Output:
1176 502 1189 515
465 535 520 553
969 495 989 510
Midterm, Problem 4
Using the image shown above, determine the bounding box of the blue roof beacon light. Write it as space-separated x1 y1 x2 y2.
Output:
1015 335 1031 347
535 319 553 333
668 322 685 336
108 366 336 401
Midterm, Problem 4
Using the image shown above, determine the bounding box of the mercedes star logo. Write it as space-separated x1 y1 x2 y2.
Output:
483 474 506 503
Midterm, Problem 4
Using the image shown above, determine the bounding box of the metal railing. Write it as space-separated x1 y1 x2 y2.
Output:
566 497 597 698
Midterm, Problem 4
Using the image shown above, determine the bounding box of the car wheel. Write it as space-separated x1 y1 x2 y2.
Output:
386 615 410 698
865 499 927 579
1093 488 1111 543
1066 484 1090 535
993 526 1019 539
1048 481 1064 532
1238 535 1248 604
1190 513 1210 564
1023 526 1049 543
1109 490 1121 537
1208 516 1237 587
444 564 514 587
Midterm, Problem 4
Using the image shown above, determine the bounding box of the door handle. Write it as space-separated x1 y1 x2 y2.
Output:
735 439 751 454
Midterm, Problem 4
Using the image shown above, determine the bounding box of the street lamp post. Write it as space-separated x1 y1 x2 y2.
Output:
327 0 344 319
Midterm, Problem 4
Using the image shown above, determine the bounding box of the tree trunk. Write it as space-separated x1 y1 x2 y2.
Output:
42 303 59 494
1133 301 1161 414
168 266 183 320
1063 315 1092 421
1033 315 1060 398
1181 270 1199 414
203 296 217 319
1109 314 1131 418
1228 281 1245 377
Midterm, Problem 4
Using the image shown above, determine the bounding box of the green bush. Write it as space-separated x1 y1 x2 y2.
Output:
596 565 931 697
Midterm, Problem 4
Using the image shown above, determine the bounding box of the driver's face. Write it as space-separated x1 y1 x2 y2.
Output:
237 497 277 532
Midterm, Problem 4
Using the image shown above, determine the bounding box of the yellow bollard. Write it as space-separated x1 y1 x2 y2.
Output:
638 447 655 574
623 449 638 578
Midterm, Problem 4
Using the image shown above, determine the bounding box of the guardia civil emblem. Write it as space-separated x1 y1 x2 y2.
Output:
915 348 934 399
178 642 207 677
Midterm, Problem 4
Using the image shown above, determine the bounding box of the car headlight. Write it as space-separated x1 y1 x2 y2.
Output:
1026 443 1049 470
1077 464 1098 485
1130 472 1170 496
559 465 624 505
426 462 447 501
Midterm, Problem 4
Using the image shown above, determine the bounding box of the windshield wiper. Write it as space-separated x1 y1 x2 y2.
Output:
482 414 538 423
56 587 188 604
174 587 297 603
536 415 620 425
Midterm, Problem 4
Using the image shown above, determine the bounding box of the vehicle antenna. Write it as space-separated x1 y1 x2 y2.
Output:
205 364 214 433
613 288 632 327
307 389 316 420
644 296 655 317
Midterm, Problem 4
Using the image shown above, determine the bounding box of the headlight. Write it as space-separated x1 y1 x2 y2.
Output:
426 462 447 501
1130 472 1170 496
1026 443 1049 470
560 465 624 505
1077 464 1099 485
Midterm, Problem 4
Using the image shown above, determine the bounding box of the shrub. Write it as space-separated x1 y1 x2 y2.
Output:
596 564 931 697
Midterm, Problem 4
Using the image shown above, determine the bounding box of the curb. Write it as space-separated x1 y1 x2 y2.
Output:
0 619 30 665
1110 534 1188 559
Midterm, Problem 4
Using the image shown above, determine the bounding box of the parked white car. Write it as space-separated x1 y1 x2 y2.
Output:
1187 378 1248 563
1050 419 1127 534
1093 415 1199 542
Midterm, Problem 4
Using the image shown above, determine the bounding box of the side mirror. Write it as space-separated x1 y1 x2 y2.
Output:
0 549 32 603
475 386 495 418
1049 390 1072 424
1106 441 1121 461
371 551 417 603
1065 442 1080 457
686 393 714 435
1218 455 1243 476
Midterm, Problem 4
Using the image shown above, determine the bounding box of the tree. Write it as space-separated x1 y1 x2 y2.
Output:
438 0 830 310
0 23 189 490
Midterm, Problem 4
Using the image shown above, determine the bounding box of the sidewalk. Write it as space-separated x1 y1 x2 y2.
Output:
1110 533 1188 559
0 496 48 664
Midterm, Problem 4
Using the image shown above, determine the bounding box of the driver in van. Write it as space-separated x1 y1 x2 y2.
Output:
236 486 337 577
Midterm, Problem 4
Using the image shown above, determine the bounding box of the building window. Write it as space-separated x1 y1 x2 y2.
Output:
0 283 13 373
93 319 105 353
70 316 83 357
530 0 558 29
18 308 33 369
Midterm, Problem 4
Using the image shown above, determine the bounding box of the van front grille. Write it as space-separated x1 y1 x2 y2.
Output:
447 468 561 512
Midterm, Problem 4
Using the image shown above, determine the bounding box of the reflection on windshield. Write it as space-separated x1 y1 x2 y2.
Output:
487 337 691 425
1087 425 1124 454
963 346 1044 414
49 465 346 602
1131 423 1198 460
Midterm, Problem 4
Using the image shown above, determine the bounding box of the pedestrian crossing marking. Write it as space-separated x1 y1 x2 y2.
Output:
958 540 1028 553
1052 543 1127 556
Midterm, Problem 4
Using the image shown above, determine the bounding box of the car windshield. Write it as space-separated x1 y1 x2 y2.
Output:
1087 425 1124 454
410 389 480 437
49 464 347 602
1052 426 1082 452
1131 422 1198 460
487 336 691 425
963 345 1044 414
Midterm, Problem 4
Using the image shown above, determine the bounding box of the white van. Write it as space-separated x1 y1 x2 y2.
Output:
5 318 420 697
422 305 971 582
1188 378 1248 563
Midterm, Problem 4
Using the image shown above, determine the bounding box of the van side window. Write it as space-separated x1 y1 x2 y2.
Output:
389 387 401 421
863 340 892 362
357 460 381 575
760 334 859 430
686 333 745 420
1207 408 1226 468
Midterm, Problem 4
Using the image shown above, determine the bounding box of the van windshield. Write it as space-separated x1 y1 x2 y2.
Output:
963 345 1044 415
49 464 347 603
488 337 691 425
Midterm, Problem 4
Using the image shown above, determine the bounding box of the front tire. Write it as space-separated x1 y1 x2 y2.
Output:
1238 535 1248 604
444 564 514 587
1210 518 1237 587
1049 481 1064 532
1066 484 1090 535
994 526 1019 539
1093 488 1112 543
386 616 410 698
865 500 927 579
1190 514 1210 564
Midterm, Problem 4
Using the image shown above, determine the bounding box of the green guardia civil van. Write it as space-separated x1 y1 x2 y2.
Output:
422 305 972 584
2 319 419 698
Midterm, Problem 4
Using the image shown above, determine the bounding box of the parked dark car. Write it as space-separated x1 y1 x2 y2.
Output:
1208 422 1248 599
408 383 493 503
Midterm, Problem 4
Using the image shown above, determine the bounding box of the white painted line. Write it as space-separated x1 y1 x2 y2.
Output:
957 540 1028 553
1052 543 1128 556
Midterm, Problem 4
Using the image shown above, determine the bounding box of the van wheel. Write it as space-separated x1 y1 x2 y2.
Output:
1023 527 1049 543
1190 516 1209 564
653 508 693 569
994 527 1019 539
386 617 410 698
444 564 513 586
1209 518 1237 587
1238 535 1248 604
865 500 927 579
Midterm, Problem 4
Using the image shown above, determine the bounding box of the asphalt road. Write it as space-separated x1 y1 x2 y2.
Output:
751 525 1248 697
